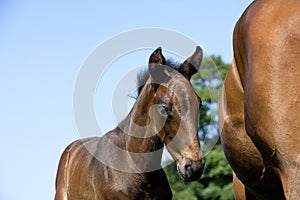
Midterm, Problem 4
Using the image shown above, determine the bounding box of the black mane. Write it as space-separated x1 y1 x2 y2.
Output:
136 59 180 96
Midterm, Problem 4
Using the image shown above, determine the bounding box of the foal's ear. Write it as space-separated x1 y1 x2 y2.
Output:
148 47 170 84
178 46 203 80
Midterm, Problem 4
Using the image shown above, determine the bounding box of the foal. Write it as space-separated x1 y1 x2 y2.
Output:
55 46 204 200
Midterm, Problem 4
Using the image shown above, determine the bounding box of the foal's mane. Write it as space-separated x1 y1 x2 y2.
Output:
136 59 180 96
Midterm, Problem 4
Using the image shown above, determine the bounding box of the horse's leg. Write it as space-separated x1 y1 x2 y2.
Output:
276 156 300 199
233 173 258 200
232 172 246 200
220 58 266 189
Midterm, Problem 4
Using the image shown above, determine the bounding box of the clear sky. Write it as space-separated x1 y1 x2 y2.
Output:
0 1 252 200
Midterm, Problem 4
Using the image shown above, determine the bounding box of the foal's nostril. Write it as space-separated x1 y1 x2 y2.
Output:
185 160 204 176
184 163 192 172
178 158 205 182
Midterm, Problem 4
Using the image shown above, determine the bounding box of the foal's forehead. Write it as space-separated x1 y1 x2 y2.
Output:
167 73 200 104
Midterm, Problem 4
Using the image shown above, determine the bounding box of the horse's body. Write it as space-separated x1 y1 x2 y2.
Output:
55 47 205 200
220 0 300 199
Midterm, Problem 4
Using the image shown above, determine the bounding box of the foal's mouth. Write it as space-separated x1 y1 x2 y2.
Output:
176 158 204 182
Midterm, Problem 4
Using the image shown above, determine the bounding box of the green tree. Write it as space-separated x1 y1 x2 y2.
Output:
164 55 233 200
199 144 233 200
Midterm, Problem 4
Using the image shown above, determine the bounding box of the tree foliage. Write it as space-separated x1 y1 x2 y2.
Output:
164 55 233 200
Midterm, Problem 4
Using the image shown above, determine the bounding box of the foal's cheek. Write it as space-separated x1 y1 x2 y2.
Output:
163 122 179 144
154 110 180 144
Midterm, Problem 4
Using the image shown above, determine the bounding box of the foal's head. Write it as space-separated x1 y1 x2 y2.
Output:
138 47 204 181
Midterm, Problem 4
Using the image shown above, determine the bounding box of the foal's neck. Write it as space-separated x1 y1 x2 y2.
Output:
119 83 163 158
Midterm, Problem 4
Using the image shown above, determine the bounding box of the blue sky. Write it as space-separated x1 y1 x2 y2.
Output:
0 1 252 200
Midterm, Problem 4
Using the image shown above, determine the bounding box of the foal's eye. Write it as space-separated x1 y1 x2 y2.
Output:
158 106 169 116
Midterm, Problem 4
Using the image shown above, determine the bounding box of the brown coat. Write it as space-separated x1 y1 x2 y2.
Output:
220 0 300 199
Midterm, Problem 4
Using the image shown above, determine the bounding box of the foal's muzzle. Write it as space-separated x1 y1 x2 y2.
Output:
177 157 205 182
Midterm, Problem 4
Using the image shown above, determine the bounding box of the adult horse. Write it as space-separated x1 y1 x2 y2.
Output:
220 0 300 199
55 46 205 200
